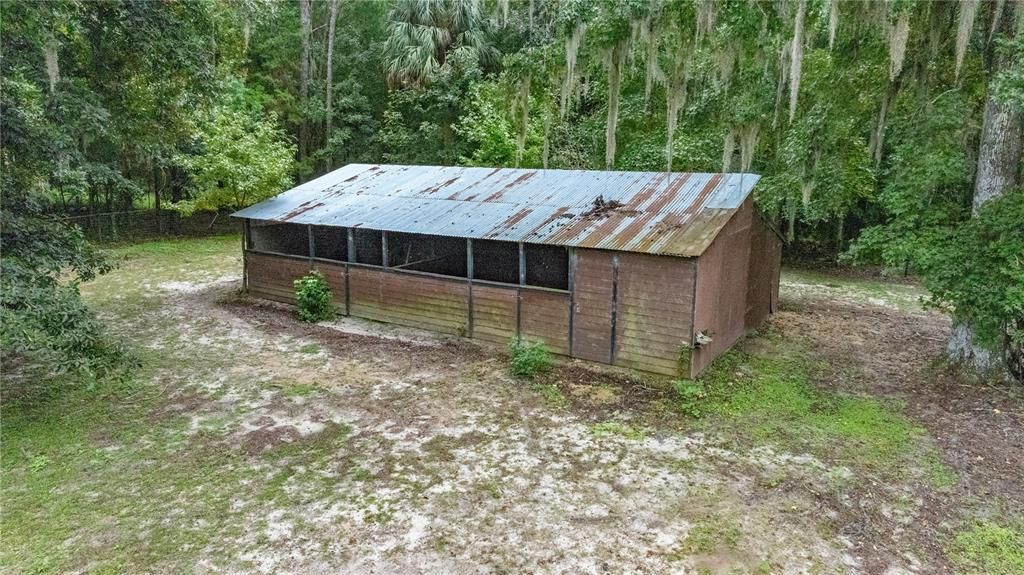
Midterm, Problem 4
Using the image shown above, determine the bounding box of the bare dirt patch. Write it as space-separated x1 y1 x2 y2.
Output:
775 273 1024 573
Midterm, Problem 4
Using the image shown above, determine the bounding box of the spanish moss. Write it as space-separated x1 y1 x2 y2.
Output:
956 0 980 78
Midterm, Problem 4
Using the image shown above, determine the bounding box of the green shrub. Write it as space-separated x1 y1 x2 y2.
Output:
508 338 552 379
674 379 707 417
293 270 334 322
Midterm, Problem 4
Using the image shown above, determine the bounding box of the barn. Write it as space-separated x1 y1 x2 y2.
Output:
231 164 782 378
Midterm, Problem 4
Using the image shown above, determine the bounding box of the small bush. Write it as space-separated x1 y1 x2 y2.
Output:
508 338 552 379
674 379 707 417
294 270 334 322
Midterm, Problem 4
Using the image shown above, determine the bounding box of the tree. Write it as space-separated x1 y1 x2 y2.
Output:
298 0 312 171
383 0 496 88
947 1 1023 378
173 107 296 214
0 75 125 380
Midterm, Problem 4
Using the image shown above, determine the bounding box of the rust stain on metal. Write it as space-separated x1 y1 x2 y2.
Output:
577 213 629 248
280 201 325 221
623 172 668 210
482 171 536 202
485 207 533 238
521 207 568 239
687 173 723 213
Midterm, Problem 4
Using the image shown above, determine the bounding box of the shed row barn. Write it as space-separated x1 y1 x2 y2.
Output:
232 164 782 377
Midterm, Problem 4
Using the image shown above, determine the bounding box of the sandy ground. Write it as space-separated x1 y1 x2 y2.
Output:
5 242 1022 574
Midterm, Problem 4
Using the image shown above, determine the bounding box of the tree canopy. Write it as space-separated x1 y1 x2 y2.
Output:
1 0 1021 380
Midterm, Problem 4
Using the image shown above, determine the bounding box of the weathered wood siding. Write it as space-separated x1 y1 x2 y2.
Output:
313 260 348 311
744 214 782 330
471 284 517 345
520 289 571 355
571 249 615 363
690 198 754 377
246 251 310 304
613 253 695 375
349 267 469 335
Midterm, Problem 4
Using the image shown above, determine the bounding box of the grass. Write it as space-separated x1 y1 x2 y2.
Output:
680 518 742 554
949 522 1024 575
686 349 953 481
589 421 645 440
530 382 568 408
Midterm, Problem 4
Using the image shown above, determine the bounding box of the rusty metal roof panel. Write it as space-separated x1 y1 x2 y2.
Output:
232 164 760 257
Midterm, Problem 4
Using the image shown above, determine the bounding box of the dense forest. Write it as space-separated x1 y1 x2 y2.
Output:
1 0 1021 381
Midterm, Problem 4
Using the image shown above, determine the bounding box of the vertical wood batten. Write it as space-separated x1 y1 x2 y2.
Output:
516 242 525 339
610 253 619 364
307 224 315 264
242 219 250 290
568 247 576 356
345 228 355 316
466 238 474 338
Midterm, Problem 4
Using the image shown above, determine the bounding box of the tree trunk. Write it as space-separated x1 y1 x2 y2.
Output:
324 0 339 171
947 1 1023 377
298 0 312 179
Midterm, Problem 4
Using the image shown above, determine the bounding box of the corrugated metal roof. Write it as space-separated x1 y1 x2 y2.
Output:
231 164 760 257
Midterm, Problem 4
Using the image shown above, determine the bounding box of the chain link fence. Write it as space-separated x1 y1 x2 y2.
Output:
57 209 239 244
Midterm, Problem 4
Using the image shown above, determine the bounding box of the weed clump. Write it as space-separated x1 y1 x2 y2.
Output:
949 522 1024 575
508 338 552 379
673 379 707 417
294 270 335 323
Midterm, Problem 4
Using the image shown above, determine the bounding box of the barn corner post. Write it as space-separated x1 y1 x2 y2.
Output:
567 247 576 356
242 218 251 291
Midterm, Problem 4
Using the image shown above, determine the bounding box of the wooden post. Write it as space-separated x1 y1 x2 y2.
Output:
568 247 576 356
242 219 249 291
610 253 619 364
381 230 389 268
307 224 315 266
516 242 525 339
466 238 474 338
345 228 354 316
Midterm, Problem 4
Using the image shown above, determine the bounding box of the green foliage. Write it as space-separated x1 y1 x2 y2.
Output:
0 79 128 381
949 522 1024 575
916 189 1024 354
174 104 295 214
691 349 943 475
680 519 742 554
293 270 335 323
507 338 552 379
673 379 707 418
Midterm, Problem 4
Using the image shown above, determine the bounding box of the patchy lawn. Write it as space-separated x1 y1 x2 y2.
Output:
2 235 1022 574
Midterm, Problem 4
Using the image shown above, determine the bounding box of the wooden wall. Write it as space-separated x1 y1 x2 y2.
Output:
613 253 695 375
571 250 615 363
349 267 469 335
470 284 517 345
314 260 348 313
244 227 775 380
690 198 755 377
570 249 695 376
744 213 783 330
246 251 310 304
521 289 571 355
